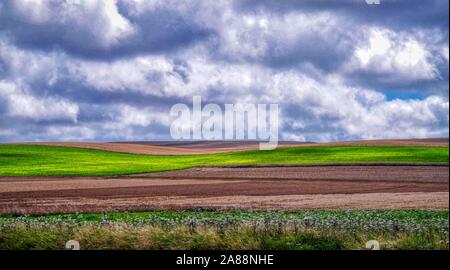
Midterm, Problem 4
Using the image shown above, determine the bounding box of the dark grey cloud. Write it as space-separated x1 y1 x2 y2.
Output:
0 1 213 59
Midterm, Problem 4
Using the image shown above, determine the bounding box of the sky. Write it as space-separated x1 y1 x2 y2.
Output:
0 0 448 142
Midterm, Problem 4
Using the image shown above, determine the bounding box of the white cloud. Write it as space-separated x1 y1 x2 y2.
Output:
343 96 449 139
111 105 170 128
45 126 96 141
348 28 439 81
0 41 63 84
0 81 79 122
11 0 135 48
68 56 172 95
441 46 449 63
206 8 344 62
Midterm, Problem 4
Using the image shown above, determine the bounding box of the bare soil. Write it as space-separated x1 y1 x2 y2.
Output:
0 166 448 215
18 138 449 156
3 192 444 215
318 138 449 147
144 166 450 182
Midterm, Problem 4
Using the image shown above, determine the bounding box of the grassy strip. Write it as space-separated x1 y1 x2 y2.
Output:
1 209 447 222
0 210 448 250
0 144 448 176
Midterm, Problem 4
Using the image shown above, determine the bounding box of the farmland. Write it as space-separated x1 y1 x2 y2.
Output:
0 144 448 176
0 165 448 214
0 140 448 250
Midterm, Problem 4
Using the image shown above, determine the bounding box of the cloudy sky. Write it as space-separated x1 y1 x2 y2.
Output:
0 0 448 142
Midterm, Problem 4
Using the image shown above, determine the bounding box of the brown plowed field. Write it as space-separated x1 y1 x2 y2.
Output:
0 166 448 215
20 141 308 155
17 138 449 156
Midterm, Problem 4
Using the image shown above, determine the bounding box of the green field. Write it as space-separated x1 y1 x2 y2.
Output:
0 144 448 176
1 145 449 250
0 210 448 250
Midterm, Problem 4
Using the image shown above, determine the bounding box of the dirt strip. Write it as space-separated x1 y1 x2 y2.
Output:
1 193 448 215
0 166 447 214
0 179 447 200
20 142 226 155
16 138 448 156
143 166 450 182
18 141 304 155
